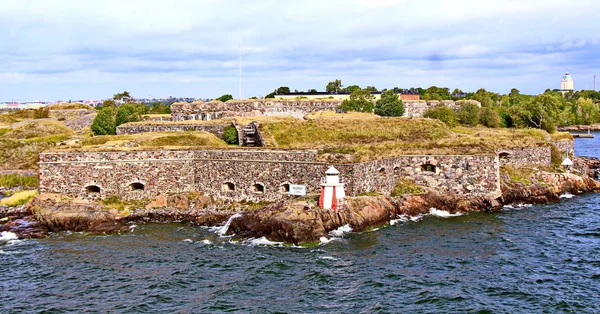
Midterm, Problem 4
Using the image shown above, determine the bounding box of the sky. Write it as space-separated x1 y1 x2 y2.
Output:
0 0 599 100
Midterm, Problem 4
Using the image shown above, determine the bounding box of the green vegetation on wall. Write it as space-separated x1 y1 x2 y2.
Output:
223 125 239 144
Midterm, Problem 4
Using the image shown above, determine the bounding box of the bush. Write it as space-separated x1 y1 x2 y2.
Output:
339 89 374 113
0 174 39 188
223 125 239 144
91 107 117 135
217 94 234 102
33 107 50 119
423 105 457 127
479 107 501 128
374 90 404 117
457 103 480 126
116 103 142 126
391 178 424 196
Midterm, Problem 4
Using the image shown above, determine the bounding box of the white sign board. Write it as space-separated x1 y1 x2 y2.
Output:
289 184 307 196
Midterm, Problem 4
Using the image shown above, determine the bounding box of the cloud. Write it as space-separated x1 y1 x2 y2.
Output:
0 0 598 99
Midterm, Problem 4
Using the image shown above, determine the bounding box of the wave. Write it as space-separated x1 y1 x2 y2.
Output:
0 231 18 243
217 213 243 236
244 236 286 247
560 193 575 199
329 224 352 237
429 208 465 218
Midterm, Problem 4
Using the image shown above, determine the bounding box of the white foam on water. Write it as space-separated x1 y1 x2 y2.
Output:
128 224 137 229
183 238 193 243
409 214 426 222
245 236 285 247
560 193 575 199
319 256 338 261
319 236 334 244
429 208 465 218
0 231 18 242
217 213 243 236
390 214 410 225
202 239 212 245
329 224 352 237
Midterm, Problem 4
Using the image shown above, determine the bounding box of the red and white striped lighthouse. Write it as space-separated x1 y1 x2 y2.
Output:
318 166 346 210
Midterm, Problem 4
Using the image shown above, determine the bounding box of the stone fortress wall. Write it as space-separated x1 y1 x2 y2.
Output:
116 123 228 138
38 148 534 203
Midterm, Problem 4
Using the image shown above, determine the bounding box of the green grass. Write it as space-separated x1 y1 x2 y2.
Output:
0 174 39 188
24 134 71 143
391 178 425 196
140 133 227 147
0 190 38 207
501 166 535 185
0 139 50 170
45 103 95 110
3 120 73 139
0 128 10 136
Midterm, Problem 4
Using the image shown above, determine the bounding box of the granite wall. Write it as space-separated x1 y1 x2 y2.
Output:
116 124 228 138
496 147 552 167
552 140 575 154
39 149 501 202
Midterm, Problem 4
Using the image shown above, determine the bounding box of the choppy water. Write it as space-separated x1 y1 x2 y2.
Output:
1 135 599 313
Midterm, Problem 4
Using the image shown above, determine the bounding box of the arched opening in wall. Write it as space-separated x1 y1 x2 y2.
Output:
222 182 235 192
85 185 101 193
280 183 290 194
130 182 145 191
379 168 386 175
499 152 511 160
421 164 437 173
393 166 400 175
252 183 265 194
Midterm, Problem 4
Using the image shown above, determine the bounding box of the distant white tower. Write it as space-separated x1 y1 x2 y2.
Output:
318 166 346 210
560 72 574 91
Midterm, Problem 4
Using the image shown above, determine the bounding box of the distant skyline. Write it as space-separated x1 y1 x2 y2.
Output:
0 0 599 100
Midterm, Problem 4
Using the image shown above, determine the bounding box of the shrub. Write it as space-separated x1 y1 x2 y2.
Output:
457 103 480 126
0 174 39 188
479 107 501 128
339 89 374 113
223 125 239 144
0 128 10 136
374 90 405 117
91 107 117 135
423 105 457 127
0 190 38 207
217 94 233 102
33 107 50 119
116 103 142 126
551 145 563 167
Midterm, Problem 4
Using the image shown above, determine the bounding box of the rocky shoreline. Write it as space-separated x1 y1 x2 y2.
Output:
557 124 600 131
2 157 600 244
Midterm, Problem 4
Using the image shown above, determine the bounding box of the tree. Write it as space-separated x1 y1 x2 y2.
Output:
374 89 404 116
423 105 457 127
265 92 276 98
364 86 378 92
217 94 233 102
100 99 116 109
275 86 290 95
222 125 239 144
344 85 361 93
339 89 374 113
457 103 480 126
326 79 343 93
91 107 117 135
479 107 501 128
148 102 171 114
113 91 132 104
518 94 562 133
308 89 318 93
116 103 142 126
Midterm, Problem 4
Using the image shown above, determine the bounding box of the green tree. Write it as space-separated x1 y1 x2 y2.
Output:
364 86 378 92
479 106 501 128
217 94 233 102
344 85 361 93
91 107 117 135
116 103 142 126
222 125 239 144
423 105 457 127
148 102 171 114
113 91 132 104
374 90 404 116
265 92 276 98
100 99 116 109
457 103 480 126
275 86 290 95
326 79 343 93
308 89 318 93
339 89 374 113
518 94 562 133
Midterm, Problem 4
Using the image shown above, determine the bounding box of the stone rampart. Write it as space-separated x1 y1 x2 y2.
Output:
402 100 481 118
39 149 501 202
497 147 552 167
552 140 575 154
116 124 227 138
350 155 499 197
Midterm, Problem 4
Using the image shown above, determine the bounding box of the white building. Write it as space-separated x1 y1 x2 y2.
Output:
318 166 346 210
560 72 574 93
